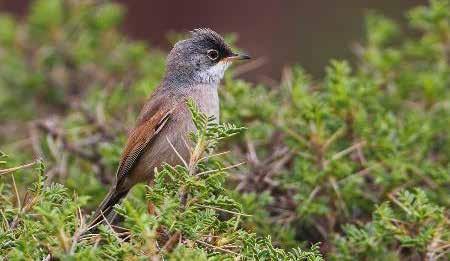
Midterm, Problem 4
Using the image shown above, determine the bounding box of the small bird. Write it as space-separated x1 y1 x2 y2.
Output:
89 28 250 227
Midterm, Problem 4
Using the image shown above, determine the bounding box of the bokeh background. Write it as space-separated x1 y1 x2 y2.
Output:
1 0 427 81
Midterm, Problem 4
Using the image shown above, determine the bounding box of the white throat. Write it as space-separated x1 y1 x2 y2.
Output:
196 61 231 84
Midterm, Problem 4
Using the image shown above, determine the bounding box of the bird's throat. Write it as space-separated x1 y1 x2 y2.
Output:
195 61 230 84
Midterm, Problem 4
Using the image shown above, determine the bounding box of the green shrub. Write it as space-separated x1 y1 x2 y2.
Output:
0 103 323 260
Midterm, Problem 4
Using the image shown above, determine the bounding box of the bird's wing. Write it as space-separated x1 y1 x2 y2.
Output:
115 94 174 187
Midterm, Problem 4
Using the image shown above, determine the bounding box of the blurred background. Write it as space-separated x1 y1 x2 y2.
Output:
1 0 426 82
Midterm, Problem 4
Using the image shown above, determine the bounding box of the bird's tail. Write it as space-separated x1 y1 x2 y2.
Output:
86 187 129 233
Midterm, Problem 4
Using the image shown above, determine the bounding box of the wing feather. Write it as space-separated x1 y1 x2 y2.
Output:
115 94 174 186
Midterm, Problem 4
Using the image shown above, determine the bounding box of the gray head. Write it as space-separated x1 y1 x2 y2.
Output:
163 28 250 86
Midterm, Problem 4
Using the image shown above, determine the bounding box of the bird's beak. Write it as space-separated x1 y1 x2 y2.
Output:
226 52 251 61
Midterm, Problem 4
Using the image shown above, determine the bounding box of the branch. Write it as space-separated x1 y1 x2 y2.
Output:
0 161 38 176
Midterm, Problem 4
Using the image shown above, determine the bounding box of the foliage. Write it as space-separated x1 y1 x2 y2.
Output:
332 189 449 260
0 104 323 260
0 0 449 260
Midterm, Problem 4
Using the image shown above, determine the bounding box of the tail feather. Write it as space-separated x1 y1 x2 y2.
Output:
87 188 129 232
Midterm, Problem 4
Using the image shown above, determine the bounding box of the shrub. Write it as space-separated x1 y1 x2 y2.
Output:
0 103 323 260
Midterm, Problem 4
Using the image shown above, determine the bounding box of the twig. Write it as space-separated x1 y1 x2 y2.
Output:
195 162 245 177
0 209 10 230
100 211 122 243
0 161 37 176
196 239 240 256
329 176 349 217
199 150 230 162
70 207 84 254
194 203 252 217
11 174 21 210
388 193 412 216
323 126 346 151
166 136 188 168
282 126 310 148
161 231 181 253
324 141 366 167
337 164 379 184
425 218 449 261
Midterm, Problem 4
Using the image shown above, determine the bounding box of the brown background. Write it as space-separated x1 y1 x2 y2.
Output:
1 0 426 81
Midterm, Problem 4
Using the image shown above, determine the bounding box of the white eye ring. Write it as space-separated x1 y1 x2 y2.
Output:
207 49 219 61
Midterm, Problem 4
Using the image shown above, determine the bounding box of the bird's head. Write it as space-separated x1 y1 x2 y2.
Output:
164 28 250 85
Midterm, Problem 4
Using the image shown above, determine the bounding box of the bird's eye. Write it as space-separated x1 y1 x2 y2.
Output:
207 49 219 61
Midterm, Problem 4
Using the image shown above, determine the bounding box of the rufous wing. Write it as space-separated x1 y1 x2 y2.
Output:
115 95 174 187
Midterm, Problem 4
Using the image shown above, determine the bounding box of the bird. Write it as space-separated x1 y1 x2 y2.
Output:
88 28 250 229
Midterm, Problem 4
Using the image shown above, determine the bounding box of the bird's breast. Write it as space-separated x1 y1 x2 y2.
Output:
187 84 220 122
130 85 220 183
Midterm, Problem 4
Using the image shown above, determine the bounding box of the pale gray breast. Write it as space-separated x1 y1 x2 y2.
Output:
189 84 220 122
130 84 220 183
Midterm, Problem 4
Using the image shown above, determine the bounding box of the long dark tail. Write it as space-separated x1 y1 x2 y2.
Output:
86 188 129 233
